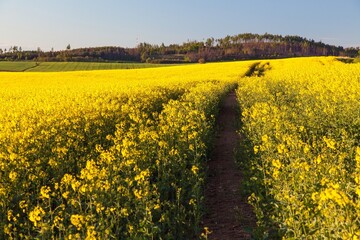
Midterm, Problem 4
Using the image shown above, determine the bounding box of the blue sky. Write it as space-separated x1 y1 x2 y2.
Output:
0 0 359 51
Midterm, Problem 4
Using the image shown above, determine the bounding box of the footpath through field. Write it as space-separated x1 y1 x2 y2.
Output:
202 90 256 239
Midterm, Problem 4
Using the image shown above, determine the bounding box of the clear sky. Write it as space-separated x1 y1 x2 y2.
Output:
1 0 359 51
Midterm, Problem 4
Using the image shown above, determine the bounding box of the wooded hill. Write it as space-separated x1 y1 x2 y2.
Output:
1 33 359 63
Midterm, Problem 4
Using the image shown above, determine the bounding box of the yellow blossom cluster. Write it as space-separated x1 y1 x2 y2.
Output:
237 57 360 238
0 61 252 239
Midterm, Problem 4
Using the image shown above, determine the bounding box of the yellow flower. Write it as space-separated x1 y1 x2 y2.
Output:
323 136 336 150
70 214 85 230
169 148 179 156
19 200 28 213
62 191 70 199
355 187 360 197
261 134 269 143
7 210 14 221
85 226 97 240
272 159 282 169
133 189 142 199
54 216 63 228
189 144 194 151
9 171 18 182
61 174 74 185
355 147 360 168
134 170 150 182
71 180 81 192
272 168 280 179
120 208 129 217
191 165 199 175
201 227 212 238
303 145 310 154
29 206 45 227
40 186 51 199
128 224 134 233
277 144 286 154
314 155 322 164
253 145 259 154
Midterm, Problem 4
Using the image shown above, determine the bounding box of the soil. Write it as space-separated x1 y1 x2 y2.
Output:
202 91 256 239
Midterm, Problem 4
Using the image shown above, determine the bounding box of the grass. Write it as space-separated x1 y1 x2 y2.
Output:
0 61 171 72
0 61 38 72
336 57 360 64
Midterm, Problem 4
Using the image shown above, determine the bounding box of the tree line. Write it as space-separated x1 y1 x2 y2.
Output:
1 33 359 63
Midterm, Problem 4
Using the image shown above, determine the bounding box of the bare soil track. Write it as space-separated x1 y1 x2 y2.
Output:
202 91 256 239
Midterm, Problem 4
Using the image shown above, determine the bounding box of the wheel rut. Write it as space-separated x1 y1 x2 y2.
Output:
202 91 256 239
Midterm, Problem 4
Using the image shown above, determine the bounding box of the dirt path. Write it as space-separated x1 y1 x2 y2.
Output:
202 91 256 239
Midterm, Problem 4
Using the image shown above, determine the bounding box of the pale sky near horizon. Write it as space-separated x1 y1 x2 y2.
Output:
0 0 359 51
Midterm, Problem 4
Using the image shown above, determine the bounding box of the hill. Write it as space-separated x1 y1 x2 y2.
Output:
1 33 359 63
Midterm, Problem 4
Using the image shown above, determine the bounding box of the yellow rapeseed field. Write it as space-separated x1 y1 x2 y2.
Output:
0 61 253 239
237 57 360 239
2 57 359 239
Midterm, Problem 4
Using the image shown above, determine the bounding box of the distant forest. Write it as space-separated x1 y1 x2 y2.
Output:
1 33 359 63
